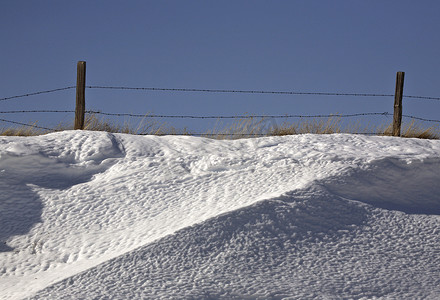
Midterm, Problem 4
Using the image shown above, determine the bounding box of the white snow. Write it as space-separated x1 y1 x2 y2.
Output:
0 131 439 299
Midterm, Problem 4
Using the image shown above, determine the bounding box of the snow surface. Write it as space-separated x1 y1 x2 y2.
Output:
0 131 439 299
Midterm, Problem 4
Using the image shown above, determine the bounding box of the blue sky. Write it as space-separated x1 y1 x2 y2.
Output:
1 1 439 133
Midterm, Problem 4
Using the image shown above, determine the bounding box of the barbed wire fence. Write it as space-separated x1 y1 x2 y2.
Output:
2 85 440 102
1 64 439 137
1 86 439 135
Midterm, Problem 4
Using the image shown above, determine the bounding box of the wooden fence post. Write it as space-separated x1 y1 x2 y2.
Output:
75 61 86 130
393 71 405 137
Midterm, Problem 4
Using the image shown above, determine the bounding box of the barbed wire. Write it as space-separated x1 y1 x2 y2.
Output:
1 85 439 134
85 111 391 119
2 110 440 123
0 87 75 102
403 95 440 101
0 118 428 137
0 117 379 136
0 110 75 114
0 110 388 119
0 118 57 131
1 85 440 102
402 115 440 123
87 85 440 101
86 85 395 98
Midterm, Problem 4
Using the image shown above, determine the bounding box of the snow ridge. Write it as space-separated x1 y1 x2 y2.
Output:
0 131 439 299
30 186 440 299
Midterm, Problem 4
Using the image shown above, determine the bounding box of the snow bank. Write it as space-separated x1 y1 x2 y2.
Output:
0 131 439 299
30 186 440 299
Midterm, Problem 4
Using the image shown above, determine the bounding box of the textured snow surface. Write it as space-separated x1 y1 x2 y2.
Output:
0 131 439 299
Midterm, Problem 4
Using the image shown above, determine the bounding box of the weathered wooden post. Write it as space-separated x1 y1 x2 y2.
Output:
75 61 86 130
393 71 405 137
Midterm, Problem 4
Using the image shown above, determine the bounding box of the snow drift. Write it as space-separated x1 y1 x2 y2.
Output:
0 131 439 299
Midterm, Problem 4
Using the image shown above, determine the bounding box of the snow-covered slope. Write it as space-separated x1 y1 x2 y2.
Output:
0 131 439 299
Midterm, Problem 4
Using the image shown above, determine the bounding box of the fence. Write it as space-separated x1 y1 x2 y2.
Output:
1 61 440 137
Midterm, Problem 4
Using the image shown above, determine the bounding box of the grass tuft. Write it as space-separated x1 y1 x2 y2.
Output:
0 122 47 136
203 117 268 139
378 120 440 139
271 116 344 135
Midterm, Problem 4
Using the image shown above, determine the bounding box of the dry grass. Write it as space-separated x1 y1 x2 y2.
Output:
81 114 191 136
271 116 346 135
0 114 188 137
269 117 439 140
203 117 268 139
1 115 438 140
377 120 440 139
0 122 48 136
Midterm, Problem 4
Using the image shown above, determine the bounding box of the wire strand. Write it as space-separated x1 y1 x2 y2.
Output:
86 86 440 101
2 110 440 123
0 110 75 114
0 118 56 131
0 87 75 102
86 85 394 98
403 95 440 101
84 111 391 119
402 115 440 123
1 85 439 102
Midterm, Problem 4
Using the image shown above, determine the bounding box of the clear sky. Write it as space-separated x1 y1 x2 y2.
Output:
1 1 440 133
